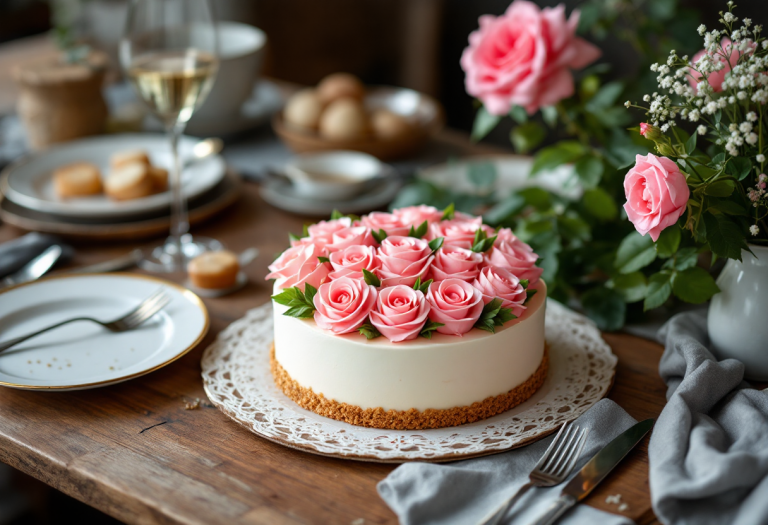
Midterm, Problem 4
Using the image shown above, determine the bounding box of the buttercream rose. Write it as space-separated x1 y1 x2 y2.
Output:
689 38 740 93
429 218 495 249
313 276 377 334
303 217 352 248
461 0 601 115
328 245 381 281
485 235 543 285
370 285 431 342
426 278 484 336
430 246 484 282
393 205 444 228
360 212 410 237
325 226 375 252
377 236 434 287
266 243 330 291
473 266 527 317
623 153 689 242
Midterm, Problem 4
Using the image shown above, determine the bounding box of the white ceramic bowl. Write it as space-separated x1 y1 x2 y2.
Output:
191 21 267 121
283 151 384 200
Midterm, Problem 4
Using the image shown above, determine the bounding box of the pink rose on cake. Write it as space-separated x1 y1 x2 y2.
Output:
302 217 353 248
328 245 381 281
326 226 375 252
473 266 527 317
393 205 444 227
313 276 378 334
377 236 435 287
430 246 484 282
426 278 484 336
360 212 410 238
429 218 495 249
369 285 431 342
485 236 543 286
266 243 330 292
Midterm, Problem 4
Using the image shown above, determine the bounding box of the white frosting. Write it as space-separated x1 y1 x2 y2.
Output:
272 282 547 411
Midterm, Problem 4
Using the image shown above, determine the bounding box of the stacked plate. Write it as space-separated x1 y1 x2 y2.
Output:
0 134 241 240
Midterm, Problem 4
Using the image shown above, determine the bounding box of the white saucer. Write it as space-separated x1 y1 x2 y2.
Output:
1 134 226 219
0 274 209 390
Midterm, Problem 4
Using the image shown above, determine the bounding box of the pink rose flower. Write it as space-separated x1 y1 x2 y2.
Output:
495 227 516 243
460 0 601 115
430 246 484 282
266 243 330 292
328 245 381 281
377 236 435 287
485 236 543 286
393 205 444 228
429 217 495 250
325 226 375 252
370 285 431 342
426 278 484 336
360 212 410 237
473 266 527 318
305 217 353 247
689 38 740 93
623 153 690 242
313 276 377 334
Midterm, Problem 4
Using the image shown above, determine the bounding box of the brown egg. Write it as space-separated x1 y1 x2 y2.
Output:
317 73 365 104
284 88 324 130
319 99 369 141
371 109 413 140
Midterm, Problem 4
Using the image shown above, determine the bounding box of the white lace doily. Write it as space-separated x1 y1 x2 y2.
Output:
201 300 616 462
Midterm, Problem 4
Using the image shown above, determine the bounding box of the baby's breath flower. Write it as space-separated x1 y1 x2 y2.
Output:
757 154 766 163
747 111 758 122
746 132 759 145
697 125 707 135
750 224 760 236
624 100 631 108
698 24 707 35
740 122 753 133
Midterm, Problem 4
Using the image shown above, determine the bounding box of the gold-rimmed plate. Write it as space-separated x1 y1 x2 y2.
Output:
0 273 209 391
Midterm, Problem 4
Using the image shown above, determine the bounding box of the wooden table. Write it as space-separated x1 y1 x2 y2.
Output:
0 156 667 524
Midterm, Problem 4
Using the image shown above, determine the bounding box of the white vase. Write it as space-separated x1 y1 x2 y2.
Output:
707 244 768 380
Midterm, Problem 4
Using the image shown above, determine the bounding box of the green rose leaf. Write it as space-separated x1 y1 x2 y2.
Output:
419 320 444 339
581 286 626 331
471 106 501 142
471 229 497 253
358 322 382 340
530 141 586 176
371 229 388 244
704 179 735 197
468 162 497 188
574 155 604 189
655 227 681 258
441 203 455 221
412 277 432 294
428 236 444 254
583 187 618 221
685 133 697 155
704 214 747 261
708 199 748 216
408 220 429 239
362 268 381 287
608 271 647 303
272 284 317 318
725 156 752 181
509 105 528 124
644 272 673 310
541 106 558 127
330 209 344 220
317 256 330 264
615 231 657 274
672 266 720 304
511 122 547 154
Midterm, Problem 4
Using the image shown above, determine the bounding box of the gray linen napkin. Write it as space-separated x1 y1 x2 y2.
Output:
650 311 768 525
378 399 637 525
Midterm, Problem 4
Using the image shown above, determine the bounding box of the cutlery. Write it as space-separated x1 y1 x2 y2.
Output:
530 418 655 525
68 249 143 274
479 422 590 525
0 288 170 353
0 245 62 288
183 137 223 171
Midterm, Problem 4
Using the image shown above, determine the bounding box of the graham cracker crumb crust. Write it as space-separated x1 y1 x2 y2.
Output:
269 343 548 430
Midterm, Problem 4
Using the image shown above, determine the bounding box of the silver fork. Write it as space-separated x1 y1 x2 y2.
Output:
0 288 171 353
478 422 590 525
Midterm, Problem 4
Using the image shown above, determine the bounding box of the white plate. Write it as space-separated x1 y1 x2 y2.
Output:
1 134 226 219
0 274 209 390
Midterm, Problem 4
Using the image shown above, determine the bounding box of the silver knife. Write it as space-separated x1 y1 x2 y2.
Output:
531 418 654 525
1 245 63 288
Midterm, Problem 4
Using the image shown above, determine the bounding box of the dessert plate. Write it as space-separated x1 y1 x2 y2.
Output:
0 274 208 390
1 133 226 219
202 300 617 463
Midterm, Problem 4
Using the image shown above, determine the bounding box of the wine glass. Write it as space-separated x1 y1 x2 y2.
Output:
120 0 221 272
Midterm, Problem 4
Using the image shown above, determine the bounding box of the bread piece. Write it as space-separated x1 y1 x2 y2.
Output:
53 162 103 199
371 109 413 139
284 89 324 130
187 250 240 289
148 166 169 192
110 149 150 170
104 162 155 201
317 73 365 103
319 99 369 140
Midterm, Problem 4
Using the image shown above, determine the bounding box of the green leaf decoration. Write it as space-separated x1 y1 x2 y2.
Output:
524 288 537 305
585 81 624 111
704 214 747 261
583 188 618 221
271 287 304 307
511 122 546 154
428 236 444 254
441 203 455 221
272 285 317 318
362 268 381 287
644 272 673 310
708 199 748 216
474 298 517 333
608 272 647 303
541 106 558 127
303 283 318 305
283 305 315 318
574 155 604 189
358 322 382 340
371 229 388 244
671 247 699 270
471 106 500 142
289 232 301 243
725 157 752 181
408 220 429 239
704 179 735 197
302 224 310 237
419 320 444 339
685 133 697 155
519 279 529 290
468 162 497 188
615 231 657 274
672 266 720 304
581 286 626 331
415 278 432 294
317 256 330 264
471 229 497 253
330 209 344 220
655 227 681 258
509 105 528 124
530 141 586 176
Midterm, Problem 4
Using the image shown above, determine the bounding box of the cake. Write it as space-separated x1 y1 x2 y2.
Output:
267 205 547 430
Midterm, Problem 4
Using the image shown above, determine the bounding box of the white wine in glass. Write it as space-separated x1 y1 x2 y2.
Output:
121 0 220 272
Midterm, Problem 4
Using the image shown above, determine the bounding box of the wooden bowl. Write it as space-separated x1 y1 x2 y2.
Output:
273 86 444 161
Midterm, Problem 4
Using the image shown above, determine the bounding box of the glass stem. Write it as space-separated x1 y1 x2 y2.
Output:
168 123 188 268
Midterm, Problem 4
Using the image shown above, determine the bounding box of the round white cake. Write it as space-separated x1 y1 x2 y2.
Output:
271 281 547 430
